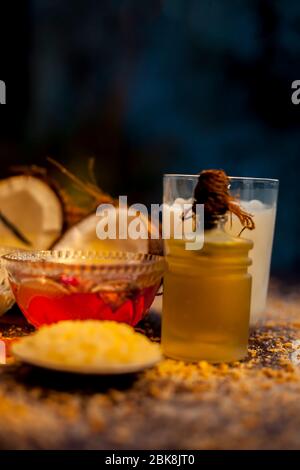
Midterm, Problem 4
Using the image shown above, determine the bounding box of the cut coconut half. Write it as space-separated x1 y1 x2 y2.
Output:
0 176 63 250
54 206 163 255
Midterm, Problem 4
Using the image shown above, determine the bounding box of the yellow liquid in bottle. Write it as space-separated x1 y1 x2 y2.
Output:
162 226 253 363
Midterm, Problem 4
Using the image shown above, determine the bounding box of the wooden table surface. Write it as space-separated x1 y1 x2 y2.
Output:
1 283 300 450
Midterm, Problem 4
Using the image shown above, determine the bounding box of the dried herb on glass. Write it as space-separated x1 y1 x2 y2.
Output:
192 169 255 233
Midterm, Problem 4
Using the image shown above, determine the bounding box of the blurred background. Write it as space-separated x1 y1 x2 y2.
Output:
1 0 300 276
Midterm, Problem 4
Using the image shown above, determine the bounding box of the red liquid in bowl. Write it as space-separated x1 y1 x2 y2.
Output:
10 278 160 328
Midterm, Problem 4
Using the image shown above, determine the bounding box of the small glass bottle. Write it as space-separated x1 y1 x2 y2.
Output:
162 175 253 363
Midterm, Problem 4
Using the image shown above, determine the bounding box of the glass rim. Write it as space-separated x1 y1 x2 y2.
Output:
0 246 25 254
2 250 166 276
163 174 279 183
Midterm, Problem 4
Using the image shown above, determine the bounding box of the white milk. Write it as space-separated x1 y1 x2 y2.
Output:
225 200 277 325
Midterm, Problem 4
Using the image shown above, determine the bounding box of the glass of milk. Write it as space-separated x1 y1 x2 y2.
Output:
162 175 279 326
226 177 279 325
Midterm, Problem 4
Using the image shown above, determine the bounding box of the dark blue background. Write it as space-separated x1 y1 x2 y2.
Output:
1 0 300 275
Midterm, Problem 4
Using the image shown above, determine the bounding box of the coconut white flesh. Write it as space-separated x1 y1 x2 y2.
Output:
0 176 63 250
54 207 155 253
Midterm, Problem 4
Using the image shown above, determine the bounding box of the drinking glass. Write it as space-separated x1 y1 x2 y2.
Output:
227 177 279 325
163 175 278 325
